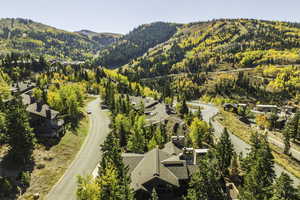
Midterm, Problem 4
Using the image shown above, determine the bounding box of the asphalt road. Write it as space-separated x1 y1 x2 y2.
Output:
188 101 300 186
46 97 110 200
268 136 300 161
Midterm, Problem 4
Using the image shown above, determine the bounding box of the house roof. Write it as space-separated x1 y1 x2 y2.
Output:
26 103 59 120
11 81 36 94
129 96 158 109
122 142 189 193
161 141 183 155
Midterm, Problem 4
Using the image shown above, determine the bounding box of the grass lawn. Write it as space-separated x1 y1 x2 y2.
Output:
20 98 94 200
216 109 300 179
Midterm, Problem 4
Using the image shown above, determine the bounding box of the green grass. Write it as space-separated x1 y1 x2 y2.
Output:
216 109 300 179
21 102 92 200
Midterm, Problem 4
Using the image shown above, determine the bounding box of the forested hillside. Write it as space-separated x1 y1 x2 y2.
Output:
118 19 300 103
0 18 120 60
92 22 179 68
120 19 300 78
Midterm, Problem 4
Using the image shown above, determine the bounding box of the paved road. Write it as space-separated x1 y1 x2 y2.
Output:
46 97 110 200
188 101 300 186
267 135 300 161
140 68 254 81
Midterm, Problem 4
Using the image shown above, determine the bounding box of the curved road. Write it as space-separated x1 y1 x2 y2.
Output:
46 97 110 200
188 101 300 186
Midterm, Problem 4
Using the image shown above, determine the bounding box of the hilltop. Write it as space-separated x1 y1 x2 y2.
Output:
0 18 120 60
92 22 180 68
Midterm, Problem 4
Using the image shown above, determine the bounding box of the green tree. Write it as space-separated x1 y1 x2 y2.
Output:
148 125 165 150
32 87 43 102
271 173 300 200
179 98 189 117
98 133 134 200
285 111 300 142
185 154 228 200
127 116 146 153
240 133 275 200
216 128 234 175
77 175 100 200
189 118 209 148
6 98 36 164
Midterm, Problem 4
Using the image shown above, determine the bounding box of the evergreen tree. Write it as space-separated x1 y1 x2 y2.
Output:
185 153 228 200
127 116 146 153
240 133 275 200
179 98 189 116
216 128 234 176
98 133 134 200
271 173 300 200
285 111 300 142
6 98 35 164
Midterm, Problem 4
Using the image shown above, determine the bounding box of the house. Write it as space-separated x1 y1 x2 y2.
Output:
129 96 159 110
26 103 64 137
255 105 278 113
282 105 297 114
11 81 36 95
122 141 208 199
129 96 170 126
223 103 247 112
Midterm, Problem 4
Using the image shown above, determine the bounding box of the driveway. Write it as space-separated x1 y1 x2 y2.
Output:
46 97 110 200
188 101 300 186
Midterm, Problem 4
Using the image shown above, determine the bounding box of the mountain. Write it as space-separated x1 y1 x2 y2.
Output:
119 19 300 79
0 18 120 60
92 22 180 68
114 19 300 103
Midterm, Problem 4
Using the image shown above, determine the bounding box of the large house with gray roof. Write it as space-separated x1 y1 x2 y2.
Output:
20 92 64 137
122 141 205 199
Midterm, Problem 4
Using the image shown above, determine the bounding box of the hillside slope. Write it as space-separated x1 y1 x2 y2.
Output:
0 18 119 60
92 22 179 68
120 19 300 79
76 30 121 46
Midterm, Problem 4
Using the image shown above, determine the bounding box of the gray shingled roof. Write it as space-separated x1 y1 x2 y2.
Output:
26 103 59 119
162 141 183 155
122 142 189 193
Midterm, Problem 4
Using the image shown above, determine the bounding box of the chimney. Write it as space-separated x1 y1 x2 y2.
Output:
37 103 42 111
46 109 51 119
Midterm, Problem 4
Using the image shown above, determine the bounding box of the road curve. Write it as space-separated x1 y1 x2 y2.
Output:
188 101 300 186
46 97 110 200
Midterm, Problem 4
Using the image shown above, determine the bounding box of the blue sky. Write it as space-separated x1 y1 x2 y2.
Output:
1 0 300 34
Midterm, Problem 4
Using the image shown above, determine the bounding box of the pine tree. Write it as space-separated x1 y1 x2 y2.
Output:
271 173 300 200
98 133 134 200
127 116 146 153
240 134 275 200
216 128 234 176
185 153 228 200
6 98 36 164
180 98 189 116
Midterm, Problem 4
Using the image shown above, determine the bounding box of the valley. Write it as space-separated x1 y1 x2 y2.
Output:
0 17 299 200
